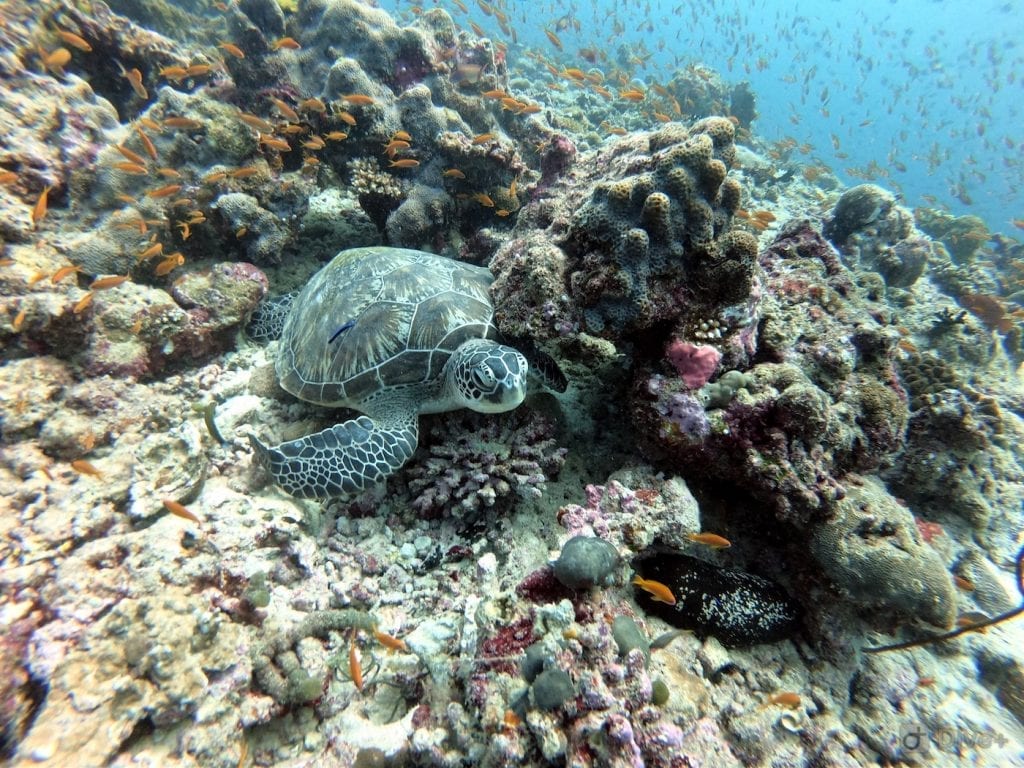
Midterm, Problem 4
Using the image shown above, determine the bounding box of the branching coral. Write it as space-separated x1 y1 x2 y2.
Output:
406 409 567 517
348 157 406 229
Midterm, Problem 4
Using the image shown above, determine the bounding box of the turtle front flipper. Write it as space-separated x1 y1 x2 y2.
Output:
246 291 298 341
248 415 417 498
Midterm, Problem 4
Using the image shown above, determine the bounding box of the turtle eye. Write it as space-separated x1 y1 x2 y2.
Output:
471 367 495 391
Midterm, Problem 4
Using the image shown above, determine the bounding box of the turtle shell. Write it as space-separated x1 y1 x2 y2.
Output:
276 246 498 408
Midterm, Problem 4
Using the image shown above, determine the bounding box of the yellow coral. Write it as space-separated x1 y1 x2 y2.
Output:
277 0 298 12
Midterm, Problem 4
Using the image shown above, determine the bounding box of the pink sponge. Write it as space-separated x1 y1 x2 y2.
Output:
666 340 721 389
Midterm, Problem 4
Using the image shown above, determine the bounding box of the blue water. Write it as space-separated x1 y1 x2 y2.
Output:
387 0 1024 236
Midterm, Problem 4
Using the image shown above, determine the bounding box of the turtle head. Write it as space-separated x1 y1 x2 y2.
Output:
449 339 528 413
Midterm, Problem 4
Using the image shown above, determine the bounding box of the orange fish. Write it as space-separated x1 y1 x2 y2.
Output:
373 629 409 653
114 161 149 177
382 139 410 155
259 134 291 151
41 47 72 71
388 158 420 168
31 186 52 229
185 63 212 77
336 111 357 126
342 94 375 106
51 264 83 283
147 184 183 198
135 125 158 161
767 692 801 709
203 171 227 183
349 630 363 691
392 130 413 142
687 532 731 549
122 66 148 99
953 574 975 591
618 89 645 102
154 252 185 276
12 307 27 332
73 291 94 314
482 89 509 99
114 144 147 165
237 113 275 132
55 30 92 52
112 161 148 175
0 170 17 184
269 97 298 122
229 167 261 178
163 116 203 129
302 135 326 150
544 29 563 50
156 167 182 178
163 498 201 523
324 131 348 141
90 275 129 290
300 97 326 113
632 576 677 605
218 41 245 59
472 132 496 145
158 65 189 81
272 37 301 51
473 193 494 207
443 168 466 179
71 459 104 478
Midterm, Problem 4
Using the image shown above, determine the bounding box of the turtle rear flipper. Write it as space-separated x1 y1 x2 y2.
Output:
248 414 417 498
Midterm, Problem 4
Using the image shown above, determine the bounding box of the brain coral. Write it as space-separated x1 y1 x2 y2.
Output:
561 117 757 339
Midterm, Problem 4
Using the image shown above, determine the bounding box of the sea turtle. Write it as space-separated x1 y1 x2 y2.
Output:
248 246 531 499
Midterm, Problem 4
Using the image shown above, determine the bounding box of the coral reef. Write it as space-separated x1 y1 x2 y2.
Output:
561 118 757 338
824 184 939 288
2 0 1023 765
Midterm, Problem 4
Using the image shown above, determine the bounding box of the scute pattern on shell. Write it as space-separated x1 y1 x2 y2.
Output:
276 247 498 407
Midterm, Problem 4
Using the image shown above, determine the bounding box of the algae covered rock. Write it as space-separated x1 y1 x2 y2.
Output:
552 535 619 589
808 476 956 629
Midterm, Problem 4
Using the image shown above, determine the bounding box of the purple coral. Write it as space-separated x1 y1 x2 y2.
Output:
657 391 710 441
406 410 567 517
